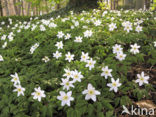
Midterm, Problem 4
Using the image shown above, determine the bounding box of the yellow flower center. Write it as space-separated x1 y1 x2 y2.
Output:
74 75 78 79
67 72 71 76
89 62 92 65
105 71 109 74
66 82 69 86
88 90 94 95
63 95 68 100
127 26 130 29
17 88 21 92
140 77 144 81
112 82 117 87
14 77 18 81
36 92 41 96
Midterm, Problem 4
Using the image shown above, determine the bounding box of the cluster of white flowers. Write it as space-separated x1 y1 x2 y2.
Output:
10 73 25 97
1 34 11 48
10 72 46 101
80 52 96 70
1 10 154 107
113 44 126 61
101 66 122 92
57 68 101 106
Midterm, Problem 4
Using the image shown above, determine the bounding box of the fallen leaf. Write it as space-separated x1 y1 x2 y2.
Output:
135 100 156 109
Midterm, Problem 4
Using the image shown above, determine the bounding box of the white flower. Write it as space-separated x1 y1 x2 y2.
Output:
109 23 117 31
1 35 7 40
135 72 150 86
53 51 62 59
8 33 14 42
31 87 46 102
74 21 79 27
65 33 71 40
112 44 123 54
84 30 93 38
31 25 37 31
42 56 50 62
82 83 100 102
49 22 57 28
107 78 122 93
80 52 89 62
102 11 108 16
71 70 84 83
101 66 112 79
130 43 140 54
65 52 74 62
40 25 46 31
0 55 4 61
135 25 142 33
116 52 126 61
30 43 39 54
63 68 72 78
74 36 83 43
71 25 75 29
57 31 64 39
94 20 101 26
82 26 88 29
57 91 74 106
55 41 63 49
123 21 133 32
10 72 20 86
154 41 156 47
1 21 5 25
60 78 74 90
86 58 96 70
13 85 25 96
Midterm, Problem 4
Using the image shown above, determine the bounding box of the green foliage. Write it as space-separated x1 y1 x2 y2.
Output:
0 9 155 117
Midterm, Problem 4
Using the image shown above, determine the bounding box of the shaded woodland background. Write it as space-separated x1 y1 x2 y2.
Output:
0 0 154 16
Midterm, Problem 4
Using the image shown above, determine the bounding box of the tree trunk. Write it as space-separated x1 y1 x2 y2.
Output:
67 0 98 8
13 0 18 15
27 2 31 16
17 0 21 15
0 0 3 16
135 0 145 9
21 0 24 16
45 0 48 13
4 0 9 16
